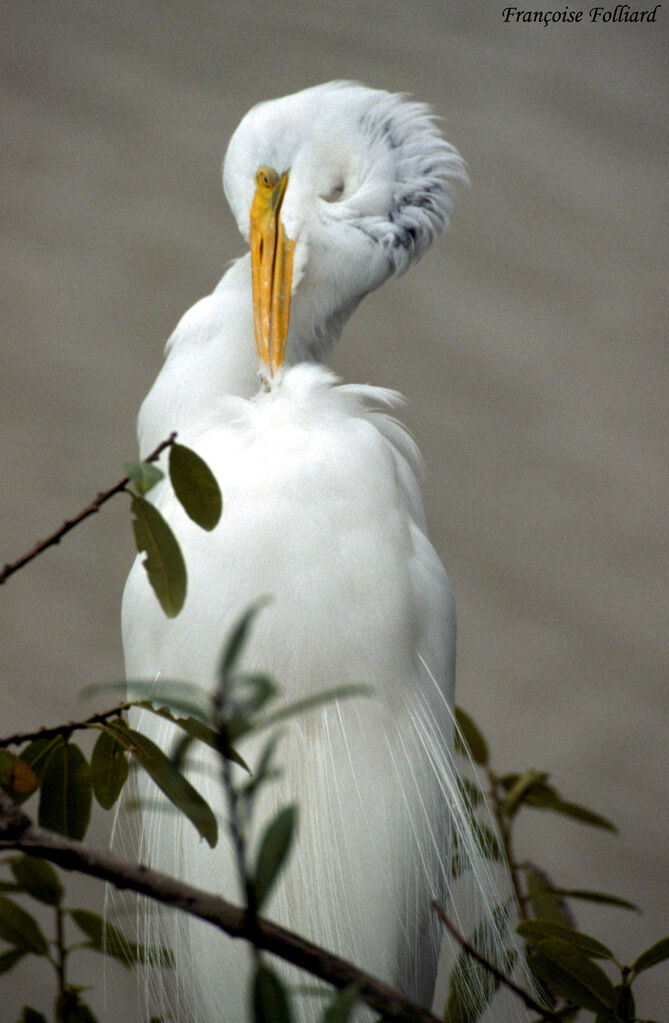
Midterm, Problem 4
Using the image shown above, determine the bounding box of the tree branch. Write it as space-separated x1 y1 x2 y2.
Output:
0 432 176 586
0 791 440 1023
432 901 562 1022
0 703 131 750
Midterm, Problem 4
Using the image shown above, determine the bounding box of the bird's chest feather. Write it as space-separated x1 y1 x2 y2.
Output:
124 406 417 701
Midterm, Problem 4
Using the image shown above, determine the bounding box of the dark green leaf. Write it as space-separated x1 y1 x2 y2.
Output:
84 679 208 716
631 936 669 975
502 769 550 817
238 734 283 821
252 963 292 1023
9 856 63 906
0 895 49 955
90 730 129 810
524 866 573 926
253 805 298 910
68 908 172 968
16 1009 48 1023
0 947 27 973
322 985 360 1022
130 494 186 618
133 701 248 770
168 443 222 531
38 743 92 840
56 991 99 1023
548 888 639 913
225 675 280 742
107 721 217 847
454 706 489 766
123 460 164 496
529 939 617 1011
517 920 615 960
518 782 616 832
219 601 270 679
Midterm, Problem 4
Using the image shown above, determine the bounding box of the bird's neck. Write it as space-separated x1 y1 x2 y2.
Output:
136 254 344 456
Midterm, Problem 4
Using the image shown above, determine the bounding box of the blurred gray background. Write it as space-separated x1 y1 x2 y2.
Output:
1 1 666 1018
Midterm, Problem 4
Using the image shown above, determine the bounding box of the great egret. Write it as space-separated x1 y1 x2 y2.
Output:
121 82 513 1022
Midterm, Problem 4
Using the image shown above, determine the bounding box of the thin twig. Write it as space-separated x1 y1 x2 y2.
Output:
487 767 529 920
432 901 562 1023
0 791 440 1023
0 703 131 750
0 432 176 586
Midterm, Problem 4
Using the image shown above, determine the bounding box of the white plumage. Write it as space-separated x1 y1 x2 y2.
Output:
121 82 516 1022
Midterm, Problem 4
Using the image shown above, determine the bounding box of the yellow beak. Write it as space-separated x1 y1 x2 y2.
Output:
249 167 295 379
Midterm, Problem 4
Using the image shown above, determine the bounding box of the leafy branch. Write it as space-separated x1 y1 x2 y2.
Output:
0 789 441 1023
2 439 666 1023
0 433 176 587
452 708 667 1023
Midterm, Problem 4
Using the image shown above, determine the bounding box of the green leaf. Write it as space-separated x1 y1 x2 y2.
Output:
524 866 573 926
68 908 173 969
85 681 211 725
252 963 292 1023
253 805 298 910
547 888 639 913
631 935 669 975
16 1009 48 1023
0 895 49 955
219 602 270 679
9 856 63 906
107 721 217 847
38 743 92 840
0 750 38 799
0 947 28 973
168 443 222 531
529 939 617 1011
253 684 374 735
322 985 360 1022
56 991 99 1023
237 734 283 821
502 769 550 817
132 701 248 770
90 730 129 810
518 782 616 832
130 494 186 618
517 920 615 960
454 706 489 765
123 460 164 496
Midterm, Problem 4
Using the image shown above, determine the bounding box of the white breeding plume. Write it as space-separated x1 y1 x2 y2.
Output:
120 82 521 1022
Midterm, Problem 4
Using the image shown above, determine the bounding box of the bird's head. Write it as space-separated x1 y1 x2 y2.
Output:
223 81 467 378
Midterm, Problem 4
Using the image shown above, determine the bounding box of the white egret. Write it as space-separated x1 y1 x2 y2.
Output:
121 82 516 1022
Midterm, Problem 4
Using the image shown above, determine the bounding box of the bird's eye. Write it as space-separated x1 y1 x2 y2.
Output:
256 166 279 190
320 181 345 203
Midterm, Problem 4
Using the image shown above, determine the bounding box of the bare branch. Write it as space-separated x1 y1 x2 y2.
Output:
432 900 563 1023
0 432 176 586
0 790 440 1023
0 703 131 750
